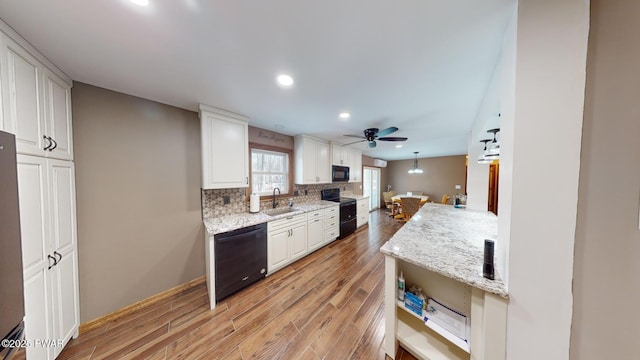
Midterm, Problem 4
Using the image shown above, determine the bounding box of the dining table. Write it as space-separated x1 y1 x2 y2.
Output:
390 194 430 217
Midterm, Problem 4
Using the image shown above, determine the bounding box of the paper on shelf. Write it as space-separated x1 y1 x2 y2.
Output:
425 298 468 341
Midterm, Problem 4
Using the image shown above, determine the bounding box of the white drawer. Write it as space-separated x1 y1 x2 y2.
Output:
325 205 339 216
324 217 338 230
325 229 338 241
307 209 324 220
268 213 307 231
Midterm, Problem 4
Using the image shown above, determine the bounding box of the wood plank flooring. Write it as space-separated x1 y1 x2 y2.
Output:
48 209 418 359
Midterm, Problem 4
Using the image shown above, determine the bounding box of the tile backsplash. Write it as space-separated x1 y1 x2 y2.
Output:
201 183 355 218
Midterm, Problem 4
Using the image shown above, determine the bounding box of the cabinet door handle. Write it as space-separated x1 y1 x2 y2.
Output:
54 251 62 263
47 254 56 269
246 177 249 184
43 135 52 150
50 138 58 151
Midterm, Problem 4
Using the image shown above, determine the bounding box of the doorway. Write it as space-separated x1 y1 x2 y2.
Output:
488 162 499 215
363 167 381 210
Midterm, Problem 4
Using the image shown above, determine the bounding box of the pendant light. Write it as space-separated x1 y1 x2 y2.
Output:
486 128 500 155
477 139 495 164
408 152 423 174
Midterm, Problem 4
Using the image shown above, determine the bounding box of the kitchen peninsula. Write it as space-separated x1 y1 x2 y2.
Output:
380 203 508 360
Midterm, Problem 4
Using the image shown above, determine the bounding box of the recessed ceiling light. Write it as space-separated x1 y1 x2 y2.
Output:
396 145 403 148
276 74 294 87
130 0 149 6
339 112 351 120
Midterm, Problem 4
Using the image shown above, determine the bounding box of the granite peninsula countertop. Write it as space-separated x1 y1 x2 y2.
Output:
341 192 369 200
380 203 508 298
203 200 339 235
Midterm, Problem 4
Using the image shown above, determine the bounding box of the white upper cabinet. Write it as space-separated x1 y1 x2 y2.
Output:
4 35 42 153
349 148 362 182
332 143 349 166
200 104 249 189
1 33 73 160
43 69 73 160
294 135 330 184
330 144 362 183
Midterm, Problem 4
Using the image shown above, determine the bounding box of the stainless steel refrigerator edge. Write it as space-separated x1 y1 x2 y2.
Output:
0 131 25 359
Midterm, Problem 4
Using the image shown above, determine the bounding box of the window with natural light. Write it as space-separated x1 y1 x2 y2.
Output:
251 149 289 195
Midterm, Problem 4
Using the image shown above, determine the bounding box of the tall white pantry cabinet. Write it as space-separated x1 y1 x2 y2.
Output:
0 20 79 360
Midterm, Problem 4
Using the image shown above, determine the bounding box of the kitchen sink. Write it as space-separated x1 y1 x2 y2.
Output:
265 207 299 216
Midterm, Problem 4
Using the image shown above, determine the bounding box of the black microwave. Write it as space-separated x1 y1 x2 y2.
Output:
332 165 350 182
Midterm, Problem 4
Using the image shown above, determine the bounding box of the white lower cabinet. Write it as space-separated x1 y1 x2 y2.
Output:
289 223 308 261
267 206 341 275
17 155 79 360
357 197 369 228
324 205 339 243
307 209 325 252
267 213 307 274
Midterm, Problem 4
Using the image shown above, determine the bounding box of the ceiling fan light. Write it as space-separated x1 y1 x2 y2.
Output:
408 169 415 174
414 168 424 174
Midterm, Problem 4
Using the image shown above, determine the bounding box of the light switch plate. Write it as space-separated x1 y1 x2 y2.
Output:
455 185 461 190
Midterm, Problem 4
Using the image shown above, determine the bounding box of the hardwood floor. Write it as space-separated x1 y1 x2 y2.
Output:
50 209 417 360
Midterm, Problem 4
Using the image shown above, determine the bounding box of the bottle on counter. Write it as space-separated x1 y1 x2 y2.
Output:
398 271 405 301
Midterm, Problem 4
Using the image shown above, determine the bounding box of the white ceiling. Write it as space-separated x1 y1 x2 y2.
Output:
0 0 514 160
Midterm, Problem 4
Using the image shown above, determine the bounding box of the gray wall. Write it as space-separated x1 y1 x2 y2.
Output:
72 83 205 322
571 0 640 358
386 155 466 203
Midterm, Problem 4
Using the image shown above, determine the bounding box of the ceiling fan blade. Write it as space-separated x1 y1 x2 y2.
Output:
376 127 399 137
343 139 366 146
343 134 366 139
378 137 408 142
368 141 377 148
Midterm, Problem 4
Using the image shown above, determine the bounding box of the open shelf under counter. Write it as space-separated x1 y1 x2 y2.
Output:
397 309 470 360
384 255 508 360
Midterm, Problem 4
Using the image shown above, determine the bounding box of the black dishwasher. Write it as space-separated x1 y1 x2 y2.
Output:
214 223 267 301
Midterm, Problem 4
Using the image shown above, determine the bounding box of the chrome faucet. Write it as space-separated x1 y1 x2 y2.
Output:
272 187 281 208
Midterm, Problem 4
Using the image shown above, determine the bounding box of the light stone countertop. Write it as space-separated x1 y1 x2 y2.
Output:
341 192 369 201
380 203 508 298
203 200 339 236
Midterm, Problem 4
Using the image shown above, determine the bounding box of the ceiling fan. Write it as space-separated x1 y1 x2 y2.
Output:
343 127 408 148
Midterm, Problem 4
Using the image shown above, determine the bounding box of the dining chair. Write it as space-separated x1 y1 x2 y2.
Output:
409 191 424 196
399 197 421 222
441 194 450 205
382 191 395 211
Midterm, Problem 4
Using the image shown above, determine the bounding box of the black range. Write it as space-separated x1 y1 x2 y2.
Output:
320 188 357 239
